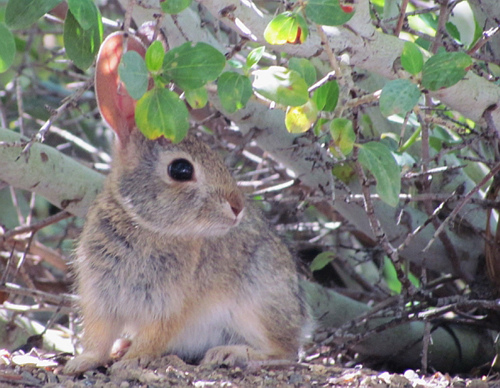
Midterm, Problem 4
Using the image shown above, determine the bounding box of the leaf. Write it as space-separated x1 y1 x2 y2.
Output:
312 80 339 111
305 0 355 26
330 118 355 156
285 100 318 133
145 41 164 73
264 12 308 45
185 87 208 109
310 251 335 272
0 24 16 73
252 66 309 107
160 0 192 14
445 21 461 42
288 58 317 86
218 72 252 114
5 0 63 29
163 42 226 91
358 142 401 207
119 51 148 101
63 8 103 71
379 79 421 117
67 0 98 30
135 88 189 143
246 46 265 69
401 41 423 75
421 52 472 91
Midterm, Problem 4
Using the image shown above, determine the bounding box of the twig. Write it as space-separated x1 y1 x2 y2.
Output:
467 25 500 55
315 25 344 87
21 77 94 156
394 0 410 37
429 0 450 54
0 211 72 243
352 146 416 296
423 161 500 253
0 282 77 306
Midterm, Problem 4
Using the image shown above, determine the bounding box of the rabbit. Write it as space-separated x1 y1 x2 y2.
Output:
63 32 311 375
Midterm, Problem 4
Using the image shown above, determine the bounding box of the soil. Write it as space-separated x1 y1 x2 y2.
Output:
0 352 498 388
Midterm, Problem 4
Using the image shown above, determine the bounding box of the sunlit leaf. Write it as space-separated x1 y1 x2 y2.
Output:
264 12 308 45
185 87 208 109
145 41 165 73
285 100 318 133
330 118 355 156
163 42 225 90
401 41 423 75
246 46 265 69
0 24 16 73
310 251 335 272
312 80 339 111
288 58 317 86
252 66 309 107
135 88 189 143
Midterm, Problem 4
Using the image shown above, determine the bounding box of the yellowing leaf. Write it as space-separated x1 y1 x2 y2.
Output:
285 100 318 133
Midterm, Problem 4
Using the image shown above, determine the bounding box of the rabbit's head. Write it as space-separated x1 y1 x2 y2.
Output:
95 32 245 238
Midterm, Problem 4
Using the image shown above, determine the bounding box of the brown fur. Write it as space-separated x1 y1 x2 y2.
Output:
64 32 311 374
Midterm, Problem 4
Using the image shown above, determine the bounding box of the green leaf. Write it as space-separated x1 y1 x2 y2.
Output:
119 51 148 101
0 23 16 73
218 72 252 114
305 0 355 26
135 88 189 143
421 52 472 91
5 0 63 29
67 0 98 30
264 12 308 45
330 118 355 156
246 46 265 69
358 142 401 207
63 8 103 71
160 0 192 14
252 66 309 107
312 80 339 111
379 79 421 117
445 21 461 42
288 58 316 86
145 41 164 73
310 251 335 272
285 100 318 133
163 42 226 91
185 87 208 109
401 41 423 75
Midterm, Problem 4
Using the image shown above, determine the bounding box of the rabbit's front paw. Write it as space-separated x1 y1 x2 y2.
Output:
64 353 107 375
201 345 263 367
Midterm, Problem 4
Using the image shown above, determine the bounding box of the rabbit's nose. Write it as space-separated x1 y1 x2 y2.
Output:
227 190 245 217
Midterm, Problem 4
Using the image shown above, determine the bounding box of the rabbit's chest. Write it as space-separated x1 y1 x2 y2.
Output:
90 249 190 319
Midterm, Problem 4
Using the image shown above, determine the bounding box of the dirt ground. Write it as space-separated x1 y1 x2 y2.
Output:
1 351 499 388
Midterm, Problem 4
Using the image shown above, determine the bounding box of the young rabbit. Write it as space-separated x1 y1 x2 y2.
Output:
63 32 311 374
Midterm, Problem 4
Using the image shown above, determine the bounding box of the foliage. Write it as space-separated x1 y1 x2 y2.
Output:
1 0 500 374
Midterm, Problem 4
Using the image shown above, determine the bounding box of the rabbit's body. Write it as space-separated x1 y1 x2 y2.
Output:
64 33 310 375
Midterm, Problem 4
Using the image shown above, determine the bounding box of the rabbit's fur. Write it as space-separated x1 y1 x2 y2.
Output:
64 32 311 374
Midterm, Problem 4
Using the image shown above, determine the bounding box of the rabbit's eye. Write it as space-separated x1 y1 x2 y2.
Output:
168 158 194 181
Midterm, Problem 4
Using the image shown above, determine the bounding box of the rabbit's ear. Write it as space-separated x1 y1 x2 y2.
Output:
95 32 146 147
